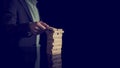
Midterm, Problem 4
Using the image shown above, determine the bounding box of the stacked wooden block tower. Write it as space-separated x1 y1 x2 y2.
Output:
46 27 64 68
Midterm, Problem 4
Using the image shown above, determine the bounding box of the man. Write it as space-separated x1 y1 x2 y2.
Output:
0 0 49 68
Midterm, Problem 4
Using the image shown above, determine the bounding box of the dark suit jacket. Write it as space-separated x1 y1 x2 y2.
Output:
0 0 37 68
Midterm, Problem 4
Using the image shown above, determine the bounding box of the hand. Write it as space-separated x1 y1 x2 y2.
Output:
29 21 50 35
40 21 50 29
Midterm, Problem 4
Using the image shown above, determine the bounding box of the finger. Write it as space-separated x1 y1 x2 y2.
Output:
36 22 46 30
31 29 39 35
41 23 50 28
34 26 40 30
39 21 51 30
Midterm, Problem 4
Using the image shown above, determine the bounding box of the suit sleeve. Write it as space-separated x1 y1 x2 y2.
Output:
2 0 32 38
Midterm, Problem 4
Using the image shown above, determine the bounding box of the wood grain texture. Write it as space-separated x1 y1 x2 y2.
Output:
46 28 64 68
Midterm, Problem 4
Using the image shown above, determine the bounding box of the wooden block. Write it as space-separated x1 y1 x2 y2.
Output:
52 42 62 45
52 50 61 54
52 63 62 68
52 46 62 49
47 39 62 43
52 51 61 55
52 47 62 50
53 66 61 68
47 47 62 54
52 42 62 44
53 62 62 67
53 39 62 43
46 28 64 35
53 32 63 35
52 36 62 38
52 55 61 60
52 48 61 51
47 34 63 37
52 59 62 63
47 44 62 49
47 40 62 44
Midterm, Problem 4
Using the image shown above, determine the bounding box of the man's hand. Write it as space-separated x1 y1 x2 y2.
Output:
29 21 50 35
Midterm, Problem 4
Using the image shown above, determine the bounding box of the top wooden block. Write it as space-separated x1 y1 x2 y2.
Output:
46 27 64 34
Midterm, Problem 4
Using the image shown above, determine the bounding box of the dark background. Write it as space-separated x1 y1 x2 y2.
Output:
37 0 115 68
37 0 118 68
0 0 118 68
